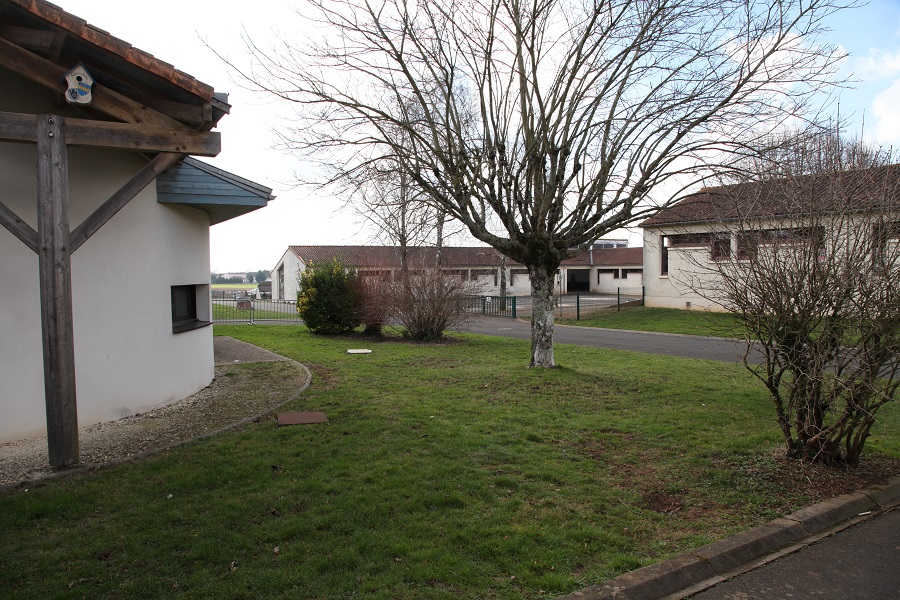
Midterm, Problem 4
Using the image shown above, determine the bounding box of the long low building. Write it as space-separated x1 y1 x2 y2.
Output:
271 244 643 300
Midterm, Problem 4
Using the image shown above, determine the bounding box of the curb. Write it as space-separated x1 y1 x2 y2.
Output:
557 476 900 600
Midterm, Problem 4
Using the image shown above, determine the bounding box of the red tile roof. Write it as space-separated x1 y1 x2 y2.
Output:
3 0 215 101
641 164 900 228
288 245 643 269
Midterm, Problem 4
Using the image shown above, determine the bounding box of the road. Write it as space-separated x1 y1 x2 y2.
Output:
690 508 900 599
457 317 760 363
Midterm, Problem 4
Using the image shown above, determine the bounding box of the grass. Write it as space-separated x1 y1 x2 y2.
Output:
1 325 897 599
212 283 257 291
558 306 742 337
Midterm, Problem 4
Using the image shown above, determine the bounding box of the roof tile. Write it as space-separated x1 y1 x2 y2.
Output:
8 0 216 101
642 164 900 228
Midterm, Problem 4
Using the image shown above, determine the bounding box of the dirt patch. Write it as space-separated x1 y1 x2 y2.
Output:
643 491 685 514
0 359 309 488
722 449 900 506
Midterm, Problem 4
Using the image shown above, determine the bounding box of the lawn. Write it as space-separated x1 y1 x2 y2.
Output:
1 325 896 599
558 306 741 337
212 283 258 291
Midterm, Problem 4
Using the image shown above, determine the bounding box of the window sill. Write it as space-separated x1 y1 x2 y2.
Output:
172 319 212 334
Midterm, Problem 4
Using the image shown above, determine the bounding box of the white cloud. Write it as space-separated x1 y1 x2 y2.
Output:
871 78 900 146
851 48 900 81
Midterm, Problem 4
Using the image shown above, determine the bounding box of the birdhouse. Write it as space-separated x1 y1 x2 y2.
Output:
63 63 94 105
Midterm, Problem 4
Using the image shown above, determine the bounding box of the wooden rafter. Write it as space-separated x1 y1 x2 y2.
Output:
0 35 190 131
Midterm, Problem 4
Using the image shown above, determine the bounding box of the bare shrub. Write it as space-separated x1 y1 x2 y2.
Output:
390 268 479 341
353 271 393 336
682 130 900 467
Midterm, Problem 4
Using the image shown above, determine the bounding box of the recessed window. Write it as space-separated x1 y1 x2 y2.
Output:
660 235 669 276
171 285 211 333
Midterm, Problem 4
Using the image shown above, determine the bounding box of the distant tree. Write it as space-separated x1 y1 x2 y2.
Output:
296 259 360 334
246 272 256 284
235 0 848 367
683 129 900 467
255 269 271 283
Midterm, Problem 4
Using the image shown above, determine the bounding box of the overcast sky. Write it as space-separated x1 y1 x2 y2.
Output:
61 0 900 273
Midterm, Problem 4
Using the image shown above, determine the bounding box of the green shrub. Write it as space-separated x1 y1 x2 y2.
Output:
296 258 359 334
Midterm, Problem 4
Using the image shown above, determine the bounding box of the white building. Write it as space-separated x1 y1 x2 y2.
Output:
272 244 643 301
640 166 900 311
0 1 272 448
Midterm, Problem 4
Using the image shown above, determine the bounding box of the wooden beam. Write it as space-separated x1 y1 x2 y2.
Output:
36 115 79 468
0 24 57 51
0 199 39 253
0 111 221 155
71 152 183 253
0 36 190 131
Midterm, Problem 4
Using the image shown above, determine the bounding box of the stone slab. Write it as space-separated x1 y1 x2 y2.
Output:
277 411 328 426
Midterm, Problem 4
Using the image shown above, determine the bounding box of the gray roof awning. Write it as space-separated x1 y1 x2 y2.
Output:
157 157 274 225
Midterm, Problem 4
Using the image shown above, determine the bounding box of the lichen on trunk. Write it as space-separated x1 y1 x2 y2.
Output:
528 265 556 368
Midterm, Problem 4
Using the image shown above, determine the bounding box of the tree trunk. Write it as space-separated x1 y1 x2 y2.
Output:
529 265 556 368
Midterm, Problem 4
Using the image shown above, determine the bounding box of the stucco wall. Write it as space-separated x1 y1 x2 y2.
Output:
642 227 734 312
272 250 303 301
0 69 214 442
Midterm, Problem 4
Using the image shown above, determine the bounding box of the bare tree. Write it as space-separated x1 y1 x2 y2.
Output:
680 130 899 467
235 0 847 366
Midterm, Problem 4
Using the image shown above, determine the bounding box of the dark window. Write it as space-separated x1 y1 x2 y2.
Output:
277 264 285 299
661 235 669 275
711 236 731 260
667 232 730 261
171 285 210 333
873 220 900 269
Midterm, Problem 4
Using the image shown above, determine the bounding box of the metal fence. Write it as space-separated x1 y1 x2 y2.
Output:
465 287 644 320
214 287 644 325
212 298 302 323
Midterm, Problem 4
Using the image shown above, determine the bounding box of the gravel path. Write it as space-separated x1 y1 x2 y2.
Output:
0 337 309 488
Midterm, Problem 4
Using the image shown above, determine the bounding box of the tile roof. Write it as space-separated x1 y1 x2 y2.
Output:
288 245 643 269
288 246 505 269
641 164 900 228
2 0 216 102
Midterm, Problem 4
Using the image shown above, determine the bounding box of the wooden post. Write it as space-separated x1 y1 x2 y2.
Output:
36 114 78 467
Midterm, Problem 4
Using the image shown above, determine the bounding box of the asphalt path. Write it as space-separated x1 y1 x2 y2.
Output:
458 316 761 363
690 508 900 599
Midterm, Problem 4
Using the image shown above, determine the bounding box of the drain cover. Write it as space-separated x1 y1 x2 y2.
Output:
277 411 328 425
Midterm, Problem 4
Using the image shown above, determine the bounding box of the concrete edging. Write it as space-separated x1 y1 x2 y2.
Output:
557 476 900 600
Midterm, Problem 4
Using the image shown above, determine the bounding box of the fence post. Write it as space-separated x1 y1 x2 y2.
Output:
249 300 254 325
576 292 581 320
617 287 621 312
481 296 486 314
511 296 516 319
642 285 645 306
